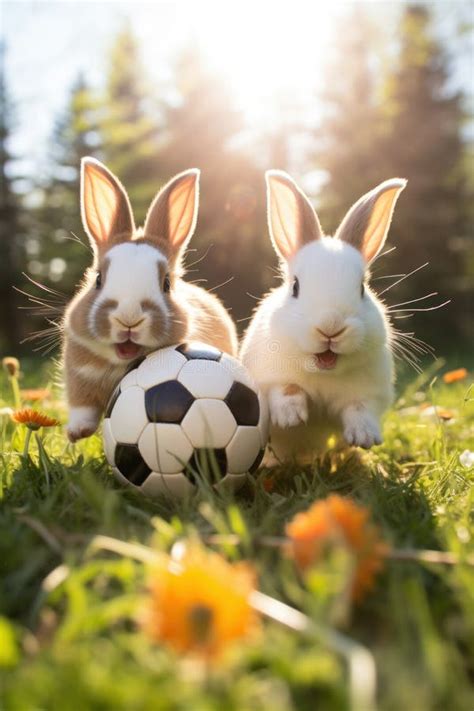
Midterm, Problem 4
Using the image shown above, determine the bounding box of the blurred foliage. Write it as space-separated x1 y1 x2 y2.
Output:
0 4 472 358
0 44 23 351
0 360 473 710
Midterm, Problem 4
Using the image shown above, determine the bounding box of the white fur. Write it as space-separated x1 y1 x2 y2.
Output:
240 238 394 461
64 242 171 366
91 242 169 342
67 405 100 443
268 385 309 428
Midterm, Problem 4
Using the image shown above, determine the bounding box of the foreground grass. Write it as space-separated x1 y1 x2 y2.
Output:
0 360 473 711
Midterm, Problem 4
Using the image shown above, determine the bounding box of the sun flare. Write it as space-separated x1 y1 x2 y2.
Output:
177 2 336 124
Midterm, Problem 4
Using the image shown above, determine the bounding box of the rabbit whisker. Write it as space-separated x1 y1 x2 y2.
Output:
184 244 213 270
388 299 451 313
378 262 429 297
207 276 235 293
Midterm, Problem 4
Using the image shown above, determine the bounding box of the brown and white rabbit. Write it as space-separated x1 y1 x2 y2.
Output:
240 170 406 464
63 158 238 442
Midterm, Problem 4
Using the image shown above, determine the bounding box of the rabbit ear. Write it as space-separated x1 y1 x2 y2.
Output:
81 158 135 249
335 179 407 263
265 170 322 261
143 169 200 256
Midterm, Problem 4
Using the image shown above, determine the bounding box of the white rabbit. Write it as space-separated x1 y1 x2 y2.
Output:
63 158 237 442
240 170 406 464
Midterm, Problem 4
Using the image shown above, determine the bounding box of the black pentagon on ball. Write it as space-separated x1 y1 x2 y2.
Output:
249 448 265 474
224 381 260 426
115 443 151 486
186 448 228 484
145 380 194 424
175 343 222 362
104 384 121 418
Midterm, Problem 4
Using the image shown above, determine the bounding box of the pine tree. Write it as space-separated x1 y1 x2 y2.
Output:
313 5 470 351
313 6 386 233
381 5 470 348
34 73 101 295
101 27 159 223
0 44 22 352
159 47 271 325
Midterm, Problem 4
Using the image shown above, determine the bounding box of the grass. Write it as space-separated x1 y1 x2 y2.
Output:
0 357 473 711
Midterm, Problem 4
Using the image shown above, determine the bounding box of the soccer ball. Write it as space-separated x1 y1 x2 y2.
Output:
102 343 269 498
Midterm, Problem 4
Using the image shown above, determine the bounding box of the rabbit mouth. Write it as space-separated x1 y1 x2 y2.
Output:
314 349 338 370
114 340 143 360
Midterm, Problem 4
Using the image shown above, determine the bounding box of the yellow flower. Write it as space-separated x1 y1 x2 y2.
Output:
144 546 258 658
2 357 20 377
20 388 51 402
442 368 468 384
286 495 388 601
11 408 60 431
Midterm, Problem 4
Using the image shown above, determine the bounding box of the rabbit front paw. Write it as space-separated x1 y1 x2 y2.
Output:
342 407 382 449
268 385 308 429
67 406 100 443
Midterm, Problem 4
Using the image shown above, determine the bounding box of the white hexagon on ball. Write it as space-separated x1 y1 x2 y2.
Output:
226 426 263 473
136 347 187 390
181 399 237 449
109 386 148 444
103 343 269 498
178 359 233 399
139 423 193 474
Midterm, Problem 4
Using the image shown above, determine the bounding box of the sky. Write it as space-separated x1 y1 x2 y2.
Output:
2 0 473 184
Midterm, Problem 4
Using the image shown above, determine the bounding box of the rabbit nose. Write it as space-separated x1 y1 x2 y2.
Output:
316 326 347 339
114 316 145 330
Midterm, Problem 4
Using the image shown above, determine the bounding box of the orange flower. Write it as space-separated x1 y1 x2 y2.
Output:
262 475 275 493
20 388 51 402
11 408 60 431
286 495 388 601
144 546 258 658
443 368 468 384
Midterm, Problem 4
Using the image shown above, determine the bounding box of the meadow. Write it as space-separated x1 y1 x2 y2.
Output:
0 356 473 711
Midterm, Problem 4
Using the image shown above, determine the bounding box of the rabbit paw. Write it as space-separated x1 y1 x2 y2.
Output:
67 406 100 443
342 407 382 449
268 385 308 429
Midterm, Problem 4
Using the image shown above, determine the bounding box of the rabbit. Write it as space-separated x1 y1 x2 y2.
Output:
240 170 406 464
63 158 238 443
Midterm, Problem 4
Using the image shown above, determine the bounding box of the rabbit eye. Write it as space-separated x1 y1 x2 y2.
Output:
95 271 102 290
361 282 365 298
163 274 171 294
292 276 300 299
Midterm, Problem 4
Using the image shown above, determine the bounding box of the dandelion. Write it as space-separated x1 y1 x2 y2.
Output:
2 357 19 378
443 368 468 384
286 495 388 602
2 357 21 408
11 408 60 458
459 450 474 469
144 545 258 658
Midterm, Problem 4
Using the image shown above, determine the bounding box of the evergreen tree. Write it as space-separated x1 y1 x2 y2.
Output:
0 45 22 351
101 27 159 223
160 47 271 325
381 5 470 348
314 5 470 351
34 73 101 295
313 6 386 233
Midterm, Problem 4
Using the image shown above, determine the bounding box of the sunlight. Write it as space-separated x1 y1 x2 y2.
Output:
184 2 336 124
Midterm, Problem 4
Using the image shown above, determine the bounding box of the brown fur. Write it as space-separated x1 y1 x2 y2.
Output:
64 160 237 441
283 383 304 396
